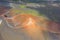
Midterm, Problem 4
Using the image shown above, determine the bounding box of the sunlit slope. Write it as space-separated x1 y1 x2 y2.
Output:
7 8 49 29
5 8 60 34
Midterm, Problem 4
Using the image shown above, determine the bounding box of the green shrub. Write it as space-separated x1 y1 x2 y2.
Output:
19 5 27 8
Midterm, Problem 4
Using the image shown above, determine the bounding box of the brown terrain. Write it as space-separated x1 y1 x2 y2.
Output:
0 6 10 16
0 6 11 40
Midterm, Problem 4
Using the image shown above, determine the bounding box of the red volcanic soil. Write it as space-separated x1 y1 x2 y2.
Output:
13 14 60 34
13 14 42 28
47 21 60 33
